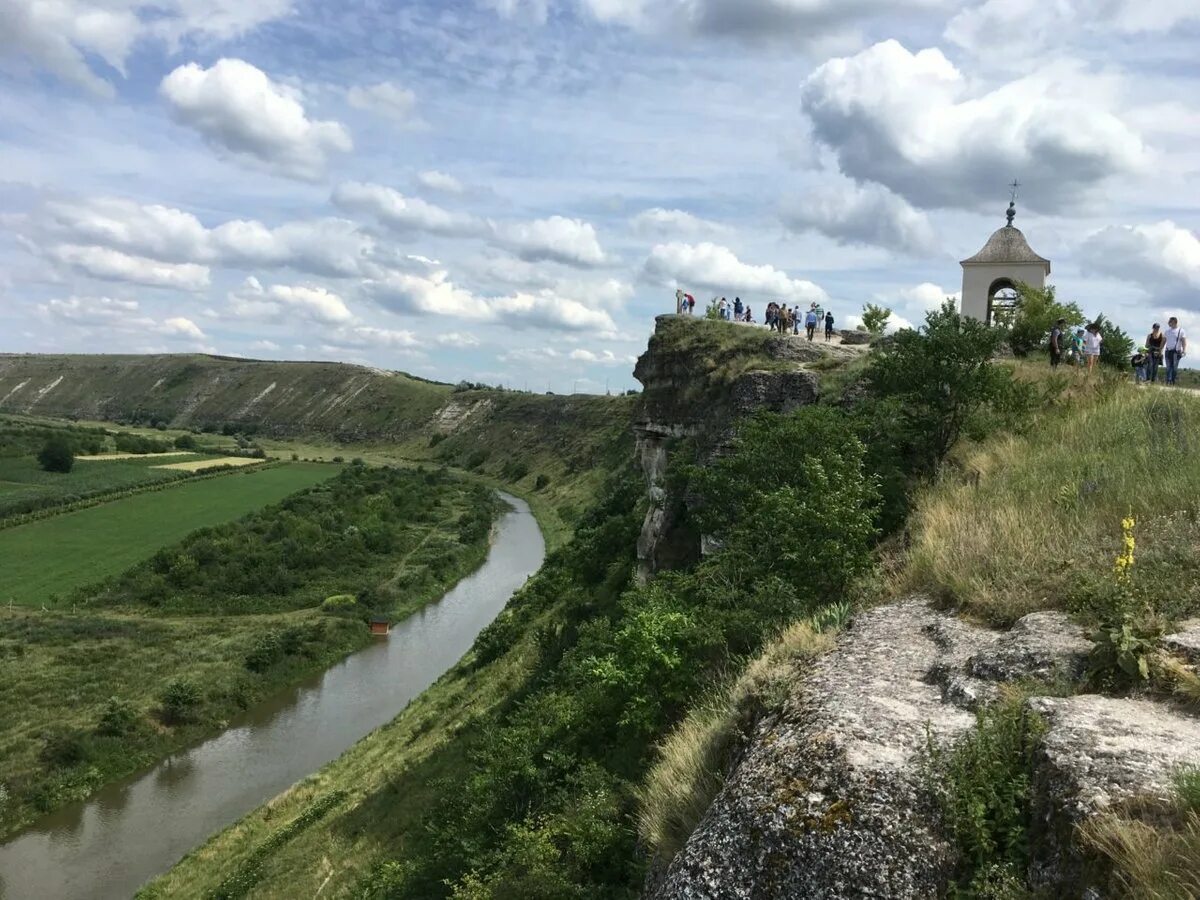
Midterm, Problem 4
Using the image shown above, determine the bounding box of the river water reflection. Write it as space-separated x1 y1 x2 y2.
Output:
0 494 544 900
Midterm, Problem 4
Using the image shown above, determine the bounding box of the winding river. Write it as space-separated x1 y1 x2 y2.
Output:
0 493 544 900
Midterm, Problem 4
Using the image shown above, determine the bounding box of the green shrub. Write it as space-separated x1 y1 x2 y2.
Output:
464 449 488 471
245 632 283 673
535 473 551 491
925 691 1046 894
321 594 358 612
1003 284 1083 357
96 696 141 736
37 436 75 473
39 728 91 768
174 434 198 450
159 677 202 724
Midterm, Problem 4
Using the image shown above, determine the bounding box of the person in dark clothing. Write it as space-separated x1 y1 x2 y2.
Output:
1049 317 1066 368
1146 323 1165 383
824 311 835 341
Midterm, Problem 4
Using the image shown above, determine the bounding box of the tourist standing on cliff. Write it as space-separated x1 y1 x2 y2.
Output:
1083 323 1103 374
1146 323 1164 382
825 310 835 341
805 307 818 341
792 306 801 335
687 294 695 315
1049 318 1065 368
1165 317 1187 386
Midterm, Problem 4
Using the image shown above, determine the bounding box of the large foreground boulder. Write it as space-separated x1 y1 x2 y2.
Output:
652 600 1093 900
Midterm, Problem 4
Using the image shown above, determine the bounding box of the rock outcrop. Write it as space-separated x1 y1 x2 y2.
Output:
1028 694 1200 891
653 600 1082 899
632 316 851 579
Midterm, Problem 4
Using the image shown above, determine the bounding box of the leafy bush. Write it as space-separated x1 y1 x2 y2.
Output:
925 690 1047 895
245 633 283 673
39 728 91 768
1004 284 1083 357
464 449 488 470
1094 314 1134 371
37 436 75 473
96 696 141 736
174 434 198 450
159 677 202 724
866 302 1009 474
114 432 172 454
535 473 551 491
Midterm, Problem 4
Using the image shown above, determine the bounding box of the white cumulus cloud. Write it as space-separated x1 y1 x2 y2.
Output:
47 244 210 290
416 170 466 195
365 269 618 333
1079 221 1200 305
160 58 352 180
642 242 828 304
331 181 484 236
494 215 608 268
781 180 938 255
228 277 354 324
630 207 728 238
800 40 1146 211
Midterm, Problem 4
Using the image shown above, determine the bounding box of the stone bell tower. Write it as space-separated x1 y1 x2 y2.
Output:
961 197 1051 323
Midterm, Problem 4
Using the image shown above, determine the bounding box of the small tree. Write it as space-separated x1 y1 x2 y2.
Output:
1006 284 1084 357
1093 314 1134 370
861 303 892 335
37 436 75 473
866 301 1009 472
174 434 197 450
159 677 202 724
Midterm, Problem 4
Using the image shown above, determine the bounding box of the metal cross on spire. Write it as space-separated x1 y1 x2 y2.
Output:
1006 179 1021 226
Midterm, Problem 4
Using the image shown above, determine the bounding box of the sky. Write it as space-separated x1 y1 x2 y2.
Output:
1 0 1198 393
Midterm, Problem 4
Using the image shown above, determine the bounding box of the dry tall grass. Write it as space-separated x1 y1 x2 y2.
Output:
1084 810 1200 899
636 622 834 861
904 386 1200 625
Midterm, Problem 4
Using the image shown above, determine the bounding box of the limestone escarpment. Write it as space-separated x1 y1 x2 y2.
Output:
632 316 852 578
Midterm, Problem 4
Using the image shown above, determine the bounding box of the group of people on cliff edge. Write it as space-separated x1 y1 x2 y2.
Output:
1049 316 1187 385
675 290 836 342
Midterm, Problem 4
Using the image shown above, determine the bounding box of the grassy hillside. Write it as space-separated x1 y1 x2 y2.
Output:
0 354 450 440
0 354 635 545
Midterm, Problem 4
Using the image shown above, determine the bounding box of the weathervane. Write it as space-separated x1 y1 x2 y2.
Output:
1006 179 1021 227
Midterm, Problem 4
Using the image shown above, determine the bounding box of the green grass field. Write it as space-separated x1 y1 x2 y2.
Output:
0 454 200 518
0 464 337 607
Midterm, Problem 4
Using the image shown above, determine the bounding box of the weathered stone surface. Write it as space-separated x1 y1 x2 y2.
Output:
653 600 999 900
729 370 820 418
1027 694 1200 891
967 611 1092 683
1162 619 1200 664
839 329 873 345
650 601 1189 899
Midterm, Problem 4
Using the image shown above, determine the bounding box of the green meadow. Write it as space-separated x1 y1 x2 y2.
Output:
0 463 337 607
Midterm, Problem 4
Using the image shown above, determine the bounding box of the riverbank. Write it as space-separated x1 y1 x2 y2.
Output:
0 468 504 841
0 496 544 900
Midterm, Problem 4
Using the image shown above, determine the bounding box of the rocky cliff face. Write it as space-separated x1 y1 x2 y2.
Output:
632 316 853 579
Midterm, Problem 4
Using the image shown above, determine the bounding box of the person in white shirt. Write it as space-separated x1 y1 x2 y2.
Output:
1083 323 1103 374
1164 316 1187 386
